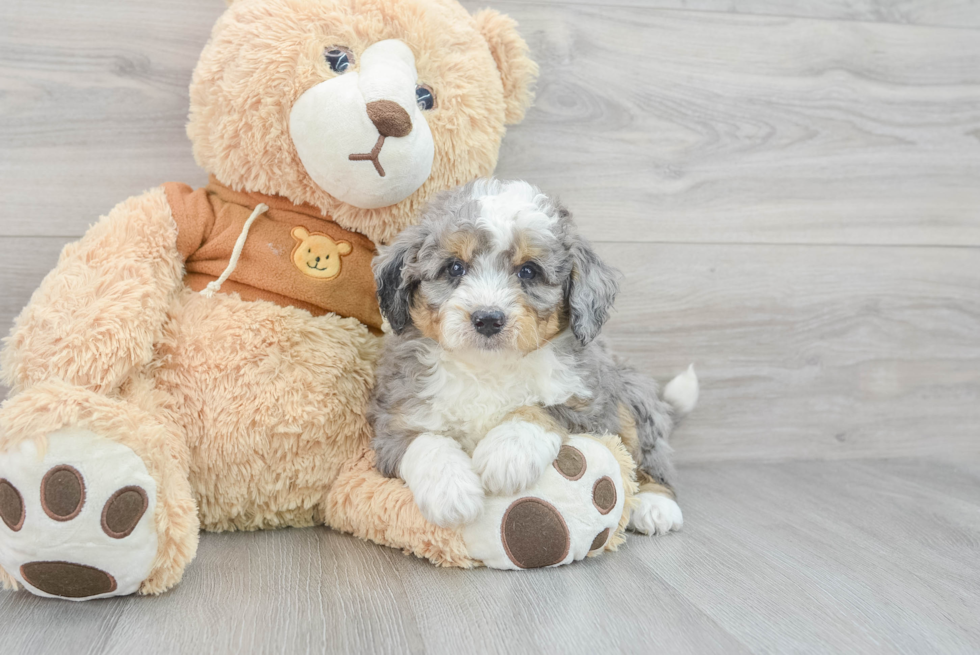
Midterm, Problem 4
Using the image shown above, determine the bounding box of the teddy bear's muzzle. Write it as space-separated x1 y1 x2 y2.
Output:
288 39 435 209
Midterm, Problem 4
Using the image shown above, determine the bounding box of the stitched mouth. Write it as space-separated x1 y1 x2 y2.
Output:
306 262 329 271
349 135 386 178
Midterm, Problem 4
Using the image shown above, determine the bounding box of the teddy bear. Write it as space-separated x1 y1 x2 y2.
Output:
0 0 638 600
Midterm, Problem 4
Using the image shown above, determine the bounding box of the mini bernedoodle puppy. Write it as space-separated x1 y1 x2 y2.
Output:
368 179 699 536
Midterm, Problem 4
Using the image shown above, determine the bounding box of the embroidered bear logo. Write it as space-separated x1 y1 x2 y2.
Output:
290 226 352 280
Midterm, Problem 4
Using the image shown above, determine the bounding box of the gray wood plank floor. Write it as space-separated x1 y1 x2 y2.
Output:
2 458 978 655
1 1 978 653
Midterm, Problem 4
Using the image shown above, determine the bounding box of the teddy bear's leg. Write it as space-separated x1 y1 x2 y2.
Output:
2 187 185 397
0 187 197 598
0 380 199 599
324 446 477 568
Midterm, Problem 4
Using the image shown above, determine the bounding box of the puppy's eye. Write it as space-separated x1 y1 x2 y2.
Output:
416 84 435 111
448 260 467 278
325 47 354 73
517 263 538 280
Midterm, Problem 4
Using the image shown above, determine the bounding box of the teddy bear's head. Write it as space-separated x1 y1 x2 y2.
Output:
188 0 537 244
290 226 352 280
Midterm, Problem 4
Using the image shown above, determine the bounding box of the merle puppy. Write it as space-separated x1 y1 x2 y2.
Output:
368 179 698 533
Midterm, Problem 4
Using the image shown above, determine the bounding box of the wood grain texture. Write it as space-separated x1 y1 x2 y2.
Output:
2 458 979 655
597 242 980 463
2 2 979 245
508 0 980 30
0 0 219 238
486 2 980 246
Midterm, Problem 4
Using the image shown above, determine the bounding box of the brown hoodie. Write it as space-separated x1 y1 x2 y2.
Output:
164 178 383 331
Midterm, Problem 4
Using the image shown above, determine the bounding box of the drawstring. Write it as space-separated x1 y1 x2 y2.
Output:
201 203 269 298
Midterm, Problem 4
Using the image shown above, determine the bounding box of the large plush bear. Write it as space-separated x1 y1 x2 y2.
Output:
0 0 638 600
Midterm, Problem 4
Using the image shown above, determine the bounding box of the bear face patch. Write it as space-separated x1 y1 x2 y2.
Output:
291 226 352 280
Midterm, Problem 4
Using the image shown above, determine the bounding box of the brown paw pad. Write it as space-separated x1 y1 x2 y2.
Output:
0 479 25 531
592 476 617 515
20 561 117 599
101 486 149 539
501 498 570 568
41 465 85 521
590 528 611 552
553 445 586 481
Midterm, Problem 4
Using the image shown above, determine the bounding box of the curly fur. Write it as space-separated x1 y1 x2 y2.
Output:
369 179 696 527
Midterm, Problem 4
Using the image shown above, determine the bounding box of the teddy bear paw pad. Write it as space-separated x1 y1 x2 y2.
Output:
0 429 157 600
501 498 569 568
463 435 625 569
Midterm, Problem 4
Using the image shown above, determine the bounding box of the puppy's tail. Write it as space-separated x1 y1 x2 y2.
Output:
663 365 699 418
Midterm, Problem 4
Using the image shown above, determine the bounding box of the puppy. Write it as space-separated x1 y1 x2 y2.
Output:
368 179 699 534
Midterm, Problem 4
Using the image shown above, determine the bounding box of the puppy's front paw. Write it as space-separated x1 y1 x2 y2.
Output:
412 473 485 528
400 434 485 528
472 421 562 495
629 492 683 536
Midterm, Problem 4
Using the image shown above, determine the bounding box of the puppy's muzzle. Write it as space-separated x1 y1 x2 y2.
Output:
471 309 506 337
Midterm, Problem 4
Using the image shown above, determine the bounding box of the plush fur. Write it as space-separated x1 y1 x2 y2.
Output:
0 0 537 597
0 377 198 594
369 179 699 533
189 0 537 245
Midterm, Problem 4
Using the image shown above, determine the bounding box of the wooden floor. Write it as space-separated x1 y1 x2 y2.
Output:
1 0 979 653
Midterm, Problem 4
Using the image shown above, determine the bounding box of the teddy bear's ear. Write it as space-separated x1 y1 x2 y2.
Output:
473 9 539 125
337 241 353 256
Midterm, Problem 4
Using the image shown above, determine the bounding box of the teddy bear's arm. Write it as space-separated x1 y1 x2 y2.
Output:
1 187 185 395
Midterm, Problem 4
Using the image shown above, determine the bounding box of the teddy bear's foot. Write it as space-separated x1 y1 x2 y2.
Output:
0 429 160 599
463 434 633 569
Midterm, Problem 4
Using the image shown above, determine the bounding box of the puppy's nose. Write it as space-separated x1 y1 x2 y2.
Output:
365 100 412 138
471 310 506 337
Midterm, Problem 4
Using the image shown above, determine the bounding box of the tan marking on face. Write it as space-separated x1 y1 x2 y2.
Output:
409 293 443 343
512 230 544 266
513 299 563 354
443 230 478 263
503 406 567 436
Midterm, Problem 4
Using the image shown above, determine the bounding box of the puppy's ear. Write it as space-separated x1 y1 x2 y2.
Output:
565 231 619 345
374 232 420 335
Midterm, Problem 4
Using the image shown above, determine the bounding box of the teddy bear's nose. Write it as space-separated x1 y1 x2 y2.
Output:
365 100 412 138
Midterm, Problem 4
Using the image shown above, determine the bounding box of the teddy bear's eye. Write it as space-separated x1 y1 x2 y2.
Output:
416 85 435 111
325 47 353 73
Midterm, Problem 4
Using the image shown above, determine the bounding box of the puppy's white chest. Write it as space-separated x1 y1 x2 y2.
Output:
414 344 588 452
